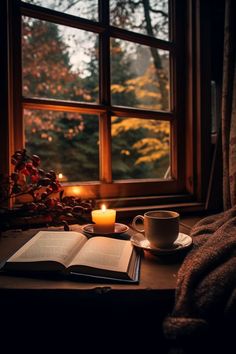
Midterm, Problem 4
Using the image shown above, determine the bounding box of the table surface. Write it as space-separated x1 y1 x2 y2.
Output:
0 215 205 353
0 216 201 293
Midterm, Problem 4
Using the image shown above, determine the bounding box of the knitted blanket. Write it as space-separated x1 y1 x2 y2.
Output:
163 207 236 354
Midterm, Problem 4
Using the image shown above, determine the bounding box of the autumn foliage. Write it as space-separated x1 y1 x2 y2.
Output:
23 0 170 181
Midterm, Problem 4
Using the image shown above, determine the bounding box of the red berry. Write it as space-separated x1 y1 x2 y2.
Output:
32 155 40 164
45 198 55 208
31 174 39 183
13 152 23 160
21 167 30 176
72 206 83 214
46 187 53 194
50 181 59 191
26 162 33 171
62 196 71 204
30 167 38 175
80 202 91 209
49 171 56 180
55 203 63 212
38 178 51 186
15 161 26 171
63 206 73 213
38 169 45 176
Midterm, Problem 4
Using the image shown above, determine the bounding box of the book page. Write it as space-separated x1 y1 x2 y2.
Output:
7 231 87 266
68 237 133 273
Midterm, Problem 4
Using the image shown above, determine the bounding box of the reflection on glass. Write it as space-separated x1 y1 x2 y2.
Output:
110 38 170 111
111 117 170 180
22 17 99 102
24 109 99 182
110 0 169 41
22 0 98 21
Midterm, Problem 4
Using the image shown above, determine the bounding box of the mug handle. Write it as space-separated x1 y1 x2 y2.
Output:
132 215 145 233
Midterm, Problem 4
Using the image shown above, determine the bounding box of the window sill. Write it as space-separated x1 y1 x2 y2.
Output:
115 201 207 221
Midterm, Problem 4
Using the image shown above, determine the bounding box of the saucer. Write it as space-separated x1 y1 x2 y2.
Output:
130 232 192 256
81 223 129 237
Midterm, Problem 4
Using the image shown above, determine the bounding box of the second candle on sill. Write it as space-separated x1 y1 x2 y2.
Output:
92 204 116 233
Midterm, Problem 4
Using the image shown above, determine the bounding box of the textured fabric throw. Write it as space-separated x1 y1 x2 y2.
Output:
163 207 236 354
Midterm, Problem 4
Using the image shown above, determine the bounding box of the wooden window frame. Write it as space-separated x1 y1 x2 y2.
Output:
0 0 211 213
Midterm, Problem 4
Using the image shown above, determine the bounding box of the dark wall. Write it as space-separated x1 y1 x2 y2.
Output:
206 0 225 211
211 0 225 84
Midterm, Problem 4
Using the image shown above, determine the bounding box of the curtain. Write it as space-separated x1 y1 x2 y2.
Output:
222 0 236 209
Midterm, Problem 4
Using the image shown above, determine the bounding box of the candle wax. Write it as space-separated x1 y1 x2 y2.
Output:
92 208 116 233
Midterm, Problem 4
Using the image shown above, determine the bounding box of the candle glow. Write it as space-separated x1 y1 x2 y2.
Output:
92 204 116 233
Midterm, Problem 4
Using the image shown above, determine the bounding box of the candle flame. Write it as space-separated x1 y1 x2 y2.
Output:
101 204 106 212
58 173 63 179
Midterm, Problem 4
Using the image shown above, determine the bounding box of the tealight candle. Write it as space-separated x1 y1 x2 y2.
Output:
92 204 116 233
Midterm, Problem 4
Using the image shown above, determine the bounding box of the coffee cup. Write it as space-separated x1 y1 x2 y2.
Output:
132 210 180 249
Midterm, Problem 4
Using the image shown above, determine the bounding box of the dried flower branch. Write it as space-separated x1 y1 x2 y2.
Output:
0 149 95 230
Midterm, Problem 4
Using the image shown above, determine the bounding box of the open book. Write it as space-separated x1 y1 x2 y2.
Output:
3 231 140 283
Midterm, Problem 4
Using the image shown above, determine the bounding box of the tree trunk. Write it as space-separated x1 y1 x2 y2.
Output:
142 0 169 110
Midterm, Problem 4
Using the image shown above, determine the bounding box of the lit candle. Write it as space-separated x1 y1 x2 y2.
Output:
58 173 67 182
91 204 116 233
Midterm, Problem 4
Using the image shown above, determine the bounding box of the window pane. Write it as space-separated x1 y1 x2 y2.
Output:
24 109 99 182
22 17 99 102
110 0 169 41
111 117 171 180
21 0 98 21
111 39 170 111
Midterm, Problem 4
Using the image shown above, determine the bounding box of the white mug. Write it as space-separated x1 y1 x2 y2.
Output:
132 210 180 249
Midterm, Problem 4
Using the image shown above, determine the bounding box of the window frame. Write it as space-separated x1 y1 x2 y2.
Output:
0 0 212 212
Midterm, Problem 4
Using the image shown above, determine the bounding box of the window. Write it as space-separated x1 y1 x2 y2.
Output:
0 0 211 210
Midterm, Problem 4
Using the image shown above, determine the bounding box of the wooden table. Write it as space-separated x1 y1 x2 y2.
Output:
0 217 200 351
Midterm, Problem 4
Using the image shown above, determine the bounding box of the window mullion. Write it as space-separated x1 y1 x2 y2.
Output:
22 97 106 114
21 1 104 34
99 0 112 182
99 113 112 183
10 0 23 152
0 0 11 180
109 26 174 51
171 0 186 187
